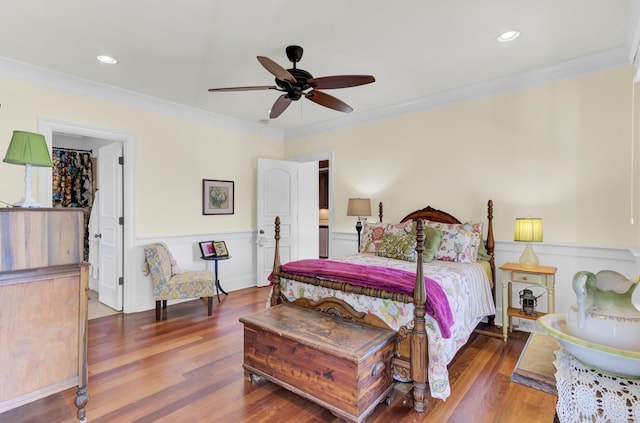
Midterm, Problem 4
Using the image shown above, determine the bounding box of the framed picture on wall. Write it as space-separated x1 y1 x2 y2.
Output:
203 179 234 215
212 241 229 257
199 241 216 258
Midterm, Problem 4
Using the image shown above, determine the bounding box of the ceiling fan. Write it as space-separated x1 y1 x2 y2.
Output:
208 45 375 119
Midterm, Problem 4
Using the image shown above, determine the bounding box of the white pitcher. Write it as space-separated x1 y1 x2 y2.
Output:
566 270 640 351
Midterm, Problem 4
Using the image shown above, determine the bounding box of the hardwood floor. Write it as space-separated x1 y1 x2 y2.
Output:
0 287 557 423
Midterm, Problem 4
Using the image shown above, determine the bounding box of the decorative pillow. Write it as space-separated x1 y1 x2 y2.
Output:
424 221 483 263
360 222 384 253
476 236 491 261
373 221 443 263
376 229 417 262
360 220 413 253
404 222 443 262
422 225 444 262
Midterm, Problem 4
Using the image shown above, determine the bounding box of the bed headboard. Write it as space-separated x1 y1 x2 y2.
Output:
378 200 493 228
399 205 461 225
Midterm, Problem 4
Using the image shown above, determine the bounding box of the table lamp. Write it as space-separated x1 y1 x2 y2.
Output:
3 130 53 208
514 217 543 268
347 198 371 252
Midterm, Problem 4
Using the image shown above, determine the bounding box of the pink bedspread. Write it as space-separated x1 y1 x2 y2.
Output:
276 259 454 338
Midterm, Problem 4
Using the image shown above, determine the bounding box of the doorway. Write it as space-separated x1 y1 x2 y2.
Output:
38 118 136 315
319 159 329 258
52 134 124 316
254 151 332 285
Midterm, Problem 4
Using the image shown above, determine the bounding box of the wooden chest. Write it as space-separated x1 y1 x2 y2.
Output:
239 304 396 423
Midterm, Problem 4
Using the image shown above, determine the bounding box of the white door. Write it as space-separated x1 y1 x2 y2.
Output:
97 142 123 310
256 158 318 286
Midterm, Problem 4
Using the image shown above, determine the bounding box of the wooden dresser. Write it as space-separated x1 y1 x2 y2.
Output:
0 208 89 422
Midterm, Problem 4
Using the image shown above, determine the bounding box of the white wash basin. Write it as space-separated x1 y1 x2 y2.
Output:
538 313 640 379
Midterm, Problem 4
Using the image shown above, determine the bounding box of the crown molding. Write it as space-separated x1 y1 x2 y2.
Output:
0 47 631 143
0 56 284 141
284 47 631 141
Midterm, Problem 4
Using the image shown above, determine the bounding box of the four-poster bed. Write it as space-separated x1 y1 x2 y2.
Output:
264 200 496 413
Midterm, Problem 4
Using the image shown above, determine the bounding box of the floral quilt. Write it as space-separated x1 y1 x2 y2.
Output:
276 253 495 400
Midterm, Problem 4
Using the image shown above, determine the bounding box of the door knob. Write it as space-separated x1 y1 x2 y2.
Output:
257 229 266 246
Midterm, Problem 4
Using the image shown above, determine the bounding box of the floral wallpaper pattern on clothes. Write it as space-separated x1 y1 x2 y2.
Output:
52 148 94 260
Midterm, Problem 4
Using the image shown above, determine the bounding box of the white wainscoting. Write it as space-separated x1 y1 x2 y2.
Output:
496 241 640 332
132 231 257 313
130 229 640 325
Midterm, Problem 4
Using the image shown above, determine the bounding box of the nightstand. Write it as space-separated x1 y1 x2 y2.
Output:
500 262 557 342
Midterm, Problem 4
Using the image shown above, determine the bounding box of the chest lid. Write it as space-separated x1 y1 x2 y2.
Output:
239 304 395 362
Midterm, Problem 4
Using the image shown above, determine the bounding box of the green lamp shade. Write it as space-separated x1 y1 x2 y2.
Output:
3 130 53 167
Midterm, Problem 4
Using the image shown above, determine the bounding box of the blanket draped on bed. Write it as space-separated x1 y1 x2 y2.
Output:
275 259 454 338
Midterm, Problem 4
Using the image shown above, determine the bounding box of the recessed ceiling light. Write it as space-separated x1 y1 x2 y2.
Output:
97 55 118 64
497 30 520 43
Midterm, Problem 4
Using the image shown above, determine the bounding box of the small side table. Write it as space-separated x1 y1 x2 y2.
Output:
201 255 231 302
500 262 557 342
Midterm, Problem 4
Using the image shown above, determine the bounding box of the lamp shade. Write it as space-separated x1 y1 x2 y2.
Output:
3 131 53 167
347 198 371 217
514 217 543 242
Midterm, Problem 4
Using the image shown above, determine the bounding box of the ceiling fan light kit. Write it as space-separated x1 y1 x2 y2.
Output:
208 45 375 119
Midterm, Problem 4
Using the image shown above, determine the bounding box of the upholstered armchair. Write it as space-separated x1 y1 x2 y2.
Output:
143 242 217 320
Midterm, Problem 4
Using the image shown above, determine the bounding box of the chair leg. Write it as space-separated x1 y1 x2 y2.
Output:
162 300 167 309
207 297 213 316
155 301 161 321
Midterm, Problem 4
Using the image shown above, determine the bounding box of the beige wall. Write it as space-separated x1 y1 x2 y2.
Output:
0 77 284 236
285 66 640 248
2 66 639 248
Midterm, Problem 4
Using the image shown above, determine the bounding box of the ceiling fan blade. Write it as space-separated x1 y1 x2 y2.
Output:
257 56 297 83
208 85 277 92
305 90 353 113
308 75 375 90
270 95 293 118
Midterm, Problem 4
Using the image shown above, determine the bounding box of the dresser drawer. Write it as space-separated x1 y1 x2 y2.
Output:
511 271 546 285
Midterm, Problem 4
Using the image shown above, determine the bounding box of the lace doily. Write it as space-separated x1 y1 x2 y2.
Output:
554 348 640 422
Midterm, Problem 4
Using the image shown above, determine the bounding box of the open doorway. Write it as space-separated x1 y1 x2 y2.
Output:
38 118 136 316
52 133 124 318
319 159 329 259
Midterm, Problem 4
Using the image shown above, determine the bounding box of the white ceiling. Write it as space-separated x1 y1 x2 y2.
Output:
0 1 638 138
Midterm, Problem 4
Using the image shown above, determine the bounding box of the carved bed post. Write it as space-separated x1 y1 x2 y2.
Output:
378 201 383 223
486 200 495 284
270 216 282 307
486 200 496 325
411 218 427 412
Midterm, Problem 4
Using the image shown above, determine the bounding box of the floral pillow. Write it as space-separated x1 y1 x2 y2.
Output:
360 220 413 253
424 221 483 263
375 229 417 262
373 221 443 263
